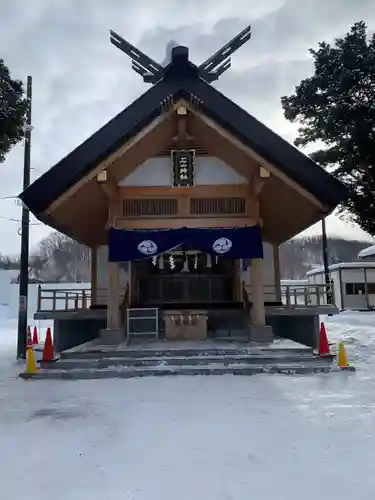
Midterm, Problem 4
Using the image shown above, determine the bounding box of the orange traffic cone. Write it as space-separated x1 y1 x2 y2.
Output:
318 322 331 357
32 326 39 345
26 326 33 349
42 327 55 362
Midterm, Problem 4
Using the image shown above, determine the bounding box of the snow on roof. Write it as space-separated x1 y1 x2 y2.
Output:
358 245 375 259
305 261 375 277
280 279 308 286
0 269 19 282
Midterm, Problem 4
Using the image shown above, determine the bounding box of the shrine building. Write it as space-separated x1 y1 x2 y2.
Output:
20 27 347 351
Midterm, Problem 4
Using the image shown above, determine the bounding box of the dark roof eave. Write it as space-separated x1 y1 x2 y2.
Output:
19 72 348 221
33 212 89 244
19 80 185 214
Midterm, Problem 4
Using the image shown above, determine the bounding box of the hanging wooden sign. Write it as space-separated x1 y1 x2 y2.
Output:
171 149 195 187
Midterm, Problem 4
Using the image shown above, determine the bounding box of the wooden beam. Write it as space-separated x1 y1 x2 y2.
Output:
115 216 257 230
117 185 259 227
233 260 242 302
253 178 265 196
99 178 119 199
90 247 98 305
104 117 176 184
119 184 252 199
48 181 109 246
45 110 176 215
107 188 121 226
252 166 271 196
189 109 327 211
251 166 270 197
107 262 120 329
251 258 266 326
106 191 121 329
129 261 134 307
176 109 188 149
188 114 258 181
273 244 282 302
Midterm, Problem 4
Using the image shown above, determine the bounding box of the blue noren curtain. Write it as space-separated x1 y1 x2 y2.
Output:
108 226 263 262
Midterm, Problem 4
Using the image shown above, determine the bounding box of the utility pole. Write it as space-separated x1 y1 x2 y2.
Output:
17 76 32 359
321 217 332 305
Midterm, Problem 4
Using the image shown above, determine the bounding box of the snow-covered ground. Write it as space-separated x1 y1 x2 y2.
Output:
1 311 375 499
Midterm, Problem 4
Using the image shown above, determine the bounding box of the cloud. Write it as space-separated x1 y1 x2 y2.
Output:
1 0 374 254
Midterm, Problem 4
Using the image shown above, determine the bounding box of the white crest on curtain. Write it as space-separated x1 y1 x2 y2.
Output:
212 238 232 254
138 240 158 255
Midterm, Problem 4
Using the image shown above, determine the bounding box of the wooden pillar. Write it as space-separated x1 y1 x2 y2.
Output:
102 179 121 330
90 247 98 306
251 258 266 326
273 244 282 302
128 261 133 307
233 259 242 301
107 261 120 329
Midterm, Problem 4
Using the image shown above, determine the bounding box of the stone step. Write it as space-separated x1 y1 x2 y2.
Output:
127 335 251 345
41 352 328 370
22 361 334 380
60 346 312 360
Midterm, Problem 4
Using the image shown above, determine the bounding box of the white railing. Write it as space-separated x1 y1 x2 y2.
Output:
37 286 127 312
244 283 335 308
281 283 334 307
37 282 336 313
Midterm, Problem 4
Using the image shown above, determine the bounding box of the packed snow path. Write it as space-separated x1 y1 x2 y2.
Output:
1 313 375 499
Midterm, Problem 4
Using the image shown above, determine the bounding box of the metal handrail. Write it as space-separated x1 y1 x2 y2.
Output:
127 307 159 338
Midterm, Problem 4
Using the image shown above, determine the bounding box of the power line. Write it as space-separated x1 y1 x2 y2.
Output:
0 216 20 223
0 216 42 226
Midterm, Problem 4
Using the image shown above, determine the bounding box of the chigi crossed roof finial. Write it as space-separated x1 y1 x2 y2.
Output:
109 25 251 84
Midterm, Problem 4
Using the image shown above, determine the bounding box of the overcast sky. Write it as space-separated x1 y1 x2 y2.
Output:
1 0 375 255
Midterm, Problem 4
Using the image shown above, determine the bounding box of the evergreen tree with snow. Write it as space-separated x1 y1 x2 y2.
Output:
281 21 375 235
0 58 28 163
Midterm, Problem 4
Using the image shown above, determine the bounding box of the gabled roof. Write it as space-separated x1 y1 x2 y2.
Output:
20 45 347 217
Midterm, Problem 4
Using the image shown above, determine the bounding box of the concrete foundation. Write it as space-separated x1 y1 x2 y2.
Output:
266 313 320 349
54 317 106 353
99 328 125 345
249 325 274 344
49 307 321 352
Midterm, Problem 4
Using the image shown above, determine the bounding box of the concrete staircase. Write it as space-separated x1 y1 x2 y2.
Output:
24 341 335 380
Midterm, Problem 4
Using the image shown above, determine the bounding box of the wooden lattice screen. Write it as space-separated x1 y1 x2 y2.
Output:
189 197 246 215
122 198 178 217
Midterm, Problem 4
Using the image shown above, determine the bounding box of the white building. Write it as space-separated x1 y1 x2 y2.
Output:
306 262 375 311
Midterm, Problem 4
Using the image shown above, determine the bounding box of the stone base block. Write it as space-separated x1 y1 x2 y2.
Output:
249 325 274 344
99 328 125 345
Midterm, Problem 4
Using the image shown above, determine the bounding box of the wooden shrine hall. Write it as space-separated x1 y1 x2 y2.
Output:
20 26 347 350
